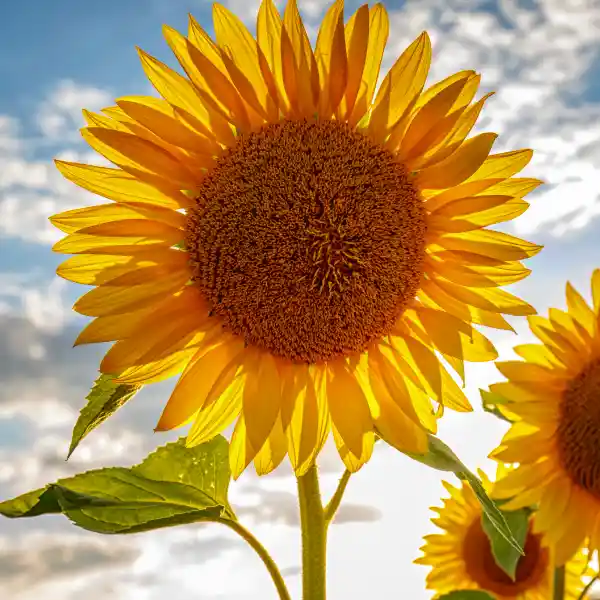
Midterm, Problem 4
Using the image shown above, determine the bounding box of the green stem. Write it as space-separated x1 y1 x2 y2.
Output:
554 566 566 600
218 517 292 600
324 470 351 526
297 464 327 600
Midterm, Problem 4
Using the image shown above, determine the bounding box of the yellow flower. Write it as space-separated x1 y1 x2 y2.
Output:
490 270 600 565
51 0 540 478
416 476 590 599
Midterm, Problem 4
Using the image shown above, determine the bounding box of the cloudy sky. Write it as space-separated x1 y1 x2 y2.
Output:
1 0 600 598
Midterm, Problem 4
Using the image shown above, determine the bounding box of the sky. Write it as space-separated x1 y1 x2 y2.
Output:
1 0 600 598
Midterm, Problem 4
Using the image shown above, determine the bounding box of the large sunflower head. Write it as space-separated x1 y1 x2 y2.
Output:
490 270 600 565
51 0 541 478
416 474 591 599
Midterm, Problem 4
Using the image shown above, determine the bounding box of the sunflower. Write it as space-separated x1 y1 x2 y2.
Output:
489 271 600 565
51 0 540 478
416 475 591 599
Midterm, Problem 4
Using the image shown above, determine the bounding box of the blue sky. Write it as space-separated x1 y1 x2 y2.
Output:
1 0 600 599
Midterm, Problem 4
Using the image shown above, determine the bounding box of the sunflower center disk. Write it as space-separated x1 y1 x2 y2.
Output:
186 119 427 363
557 358 600 496
464 518 548 594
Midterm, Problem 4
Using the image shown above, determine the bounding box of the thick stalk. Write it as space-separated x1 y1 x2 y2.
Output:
297 464 327 600
218 517 292 600
554 566 566 600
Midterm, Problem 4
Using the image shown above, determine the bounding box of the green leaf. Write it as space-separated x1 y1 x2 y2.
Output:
480 389 512 423
438 592 496 600
404 434 524 557
68 374 141 458
0 436 236 533
482 507 530 580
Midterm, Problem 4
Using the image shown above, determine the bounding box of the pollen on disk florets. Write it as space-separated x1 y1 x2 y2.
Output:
557 358 600 496
186 118 427 364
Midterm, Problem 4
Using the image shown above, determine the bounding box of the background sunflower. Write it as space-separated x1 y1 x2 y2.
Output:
417 475 591 599
490 271 600 566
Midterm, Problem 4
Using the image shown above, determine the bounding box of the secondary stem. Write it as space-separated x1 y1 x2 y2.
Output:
553 566 566 600
297 464 327 600
324 470 351 526
218 517 292 600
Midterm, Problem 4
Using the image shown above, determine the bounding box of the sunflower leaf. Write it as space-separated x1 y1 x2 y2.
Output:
404 434 524 556
437 592 496 600
480 388 512 423
0 436 236 533
67 374 141 459
482 506 529 580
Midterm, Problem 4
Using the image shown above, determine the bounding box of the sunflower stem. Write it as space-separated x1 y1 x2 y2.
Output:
553 565 566 600
218 518 292 600
297 464 327 600
324 470 351 527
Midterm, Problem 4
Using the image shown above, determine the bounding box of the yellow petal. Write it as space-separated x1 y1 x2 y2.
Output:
100 289 210 372
347 3 388 125
417 132 498 190
368 348 429 428
434 278 536 316
257 0 289 113
331 422 374 472
50 202 185 234
57 254 142 286
157 335 246 431
54 160 190 210
254 416 288 476
74 310 152 346
315 0 347 117
187 374 245 449
52 224 183 255
137 47 235 145
369 32 431 138
513 343 563 369
417 92 494 170
287 366 330 475
116 96 219 155
242 352 282 452
399 75 472 159
593 268 600 314
565 281 596 335
281 0 319 117
428 258 531 288
495 360 565 386
212 3 278 122
436 229 542 261
325 360 372 458
116 348 197 385
394 333 472 412
372 390 428 454
337 4 369 120
419 278 514 331
57 250 186 285
229 416 258 479
82 127 200 190
417 307 498 362
467 149 533 182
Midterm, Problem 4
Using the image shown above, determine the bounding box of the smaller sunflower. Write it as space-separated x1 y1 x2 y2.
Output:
416 474 590 599
490 270 600 565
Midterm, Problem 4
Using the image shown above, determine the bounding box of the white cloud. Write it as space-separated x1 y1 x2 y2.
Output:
35 79 112 142
0 82 112 245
